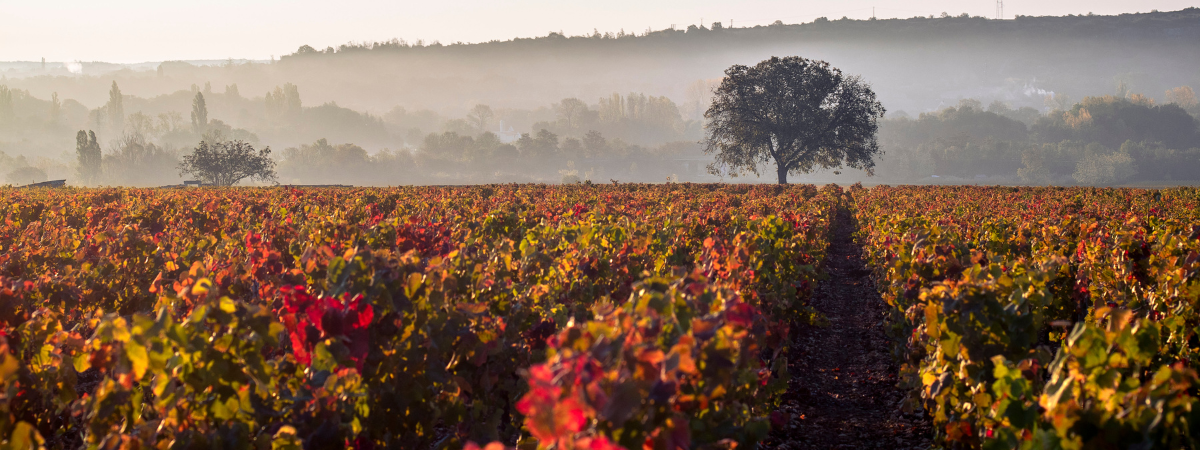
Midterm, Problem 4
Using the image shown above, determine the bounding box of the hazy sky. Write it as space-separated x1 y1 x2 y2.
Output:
2 0 1194 63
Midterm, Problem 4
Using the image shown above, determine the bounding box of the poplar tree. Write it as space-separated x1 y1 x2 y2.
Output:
191 92 208 134
107 82 124 133
75 130 103 184
50 92 61 124
0 86 12 124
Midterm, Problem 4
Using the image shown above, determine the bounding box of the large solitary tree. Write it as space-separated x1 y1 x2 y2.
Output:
178 140 277 186
704 56 885 184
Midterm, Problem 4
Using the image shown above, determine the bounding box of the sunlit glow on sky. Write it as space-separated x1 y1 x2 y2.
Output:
2 0 1195 62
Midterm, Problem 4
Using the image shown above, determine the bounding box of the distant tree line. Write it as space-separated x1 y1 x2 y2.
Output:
280 7 1200 58
271 128 705 186
876 90 1200 185
0 66 1197 186
0 77 714 186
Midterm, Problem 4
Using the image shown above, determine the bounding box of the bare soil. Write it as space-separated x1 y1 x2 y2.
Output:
766 208 932 449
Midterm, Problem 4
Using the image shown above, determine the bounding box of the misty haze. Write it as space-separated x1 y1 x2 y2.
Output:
4 3 1200 449
2 7 1199 187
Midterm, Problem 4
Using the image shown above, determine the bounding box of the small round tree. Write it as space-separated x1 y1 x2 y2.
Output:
178 140 277 186
704 56 885 184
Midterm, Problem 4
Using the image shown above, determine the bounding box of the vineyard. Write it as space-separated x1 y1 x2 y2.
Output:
0 184 839 449
0 184 1197 449
855 185 1200 448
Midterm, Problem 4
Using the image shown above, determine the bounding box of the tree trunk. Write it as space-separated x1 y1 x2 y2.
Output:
777 164 788 184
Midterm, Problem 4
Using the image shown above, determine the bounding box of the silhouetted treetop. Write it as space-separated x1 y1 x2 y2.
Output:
704 56 885 184
281 8 1200 59
178 140 277 186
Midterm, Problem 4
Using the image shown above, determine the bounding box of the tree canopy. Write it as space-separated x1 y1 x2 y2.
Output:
704 56 885 183
178 140 276 186
467 104 493 132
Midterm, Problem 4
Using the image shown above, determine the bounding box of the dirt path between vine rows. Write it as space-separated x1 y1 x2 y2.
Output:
766 207 932 449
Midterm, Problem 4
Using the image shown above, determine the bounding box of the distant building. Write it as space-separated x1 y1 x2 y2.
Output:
497 120 521 143
22 179 66 188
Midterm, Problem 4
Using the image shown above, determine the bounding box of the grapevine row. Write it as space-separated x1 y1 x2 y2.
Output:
854 185 1200 448
0 184 839 449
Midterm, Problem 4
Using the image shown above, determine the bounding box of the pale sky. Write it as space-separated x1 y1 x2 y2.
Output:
1 0 1194 63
